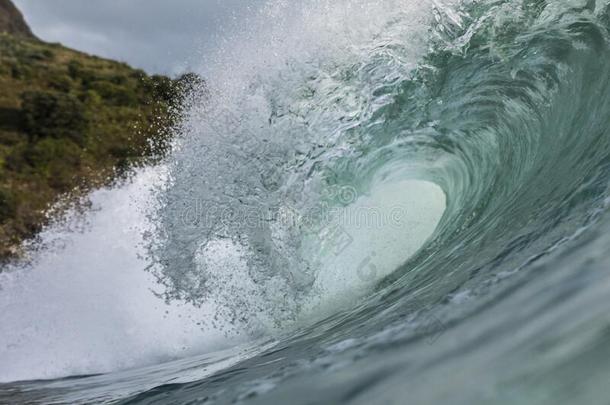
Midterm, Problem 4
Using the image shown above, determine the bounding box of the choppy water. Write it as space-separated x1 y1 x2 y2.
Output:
2 0 610 403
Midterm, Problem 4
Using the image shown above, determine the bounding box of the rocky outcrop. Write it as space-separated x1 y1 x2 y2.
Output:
0 0 35 39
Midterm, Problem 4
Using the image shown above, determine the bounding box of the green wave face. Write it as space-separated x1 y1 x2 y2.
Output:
153 0 610 325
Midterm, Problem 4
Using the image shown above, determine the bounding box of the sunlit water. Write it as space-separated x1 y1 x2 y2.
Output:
2 0 610 403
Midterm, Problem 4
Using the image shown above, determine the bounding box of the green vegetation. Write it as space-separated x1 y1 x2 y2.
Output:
0 33 194 259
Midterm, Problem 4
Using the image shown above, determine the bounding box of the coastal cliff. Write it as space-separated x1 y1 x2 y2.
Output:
0 0 188 259
0 0 35 39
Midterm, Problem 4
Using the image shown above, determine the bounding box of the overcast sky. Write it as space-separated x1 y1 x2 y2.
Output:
13 0 259 75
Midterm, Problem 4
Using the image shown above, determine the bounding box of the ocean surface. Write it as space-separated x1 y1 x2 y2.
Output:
2 0 610 403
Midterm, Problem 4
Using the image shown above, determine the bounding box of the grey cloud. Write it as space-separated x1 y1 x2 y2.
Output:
13 0 258 75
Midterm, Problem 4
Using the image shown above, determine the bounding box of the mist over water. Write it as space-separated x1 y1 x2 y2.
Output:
2 0 610 403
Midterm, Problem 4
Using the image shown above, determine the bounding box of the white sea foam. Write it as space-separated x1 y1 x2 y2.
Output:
0 168 247 382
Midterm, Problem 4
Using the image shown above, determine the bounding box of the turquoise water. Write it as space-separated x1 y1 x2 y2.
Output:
2 0 610 403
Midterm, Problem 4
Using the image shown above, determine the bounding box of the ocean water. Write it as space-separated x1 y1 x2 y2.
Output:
2 0 610 403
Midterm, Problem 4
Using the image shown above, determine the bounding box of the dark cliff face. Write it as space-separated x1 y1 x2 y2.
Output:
0 0 35 39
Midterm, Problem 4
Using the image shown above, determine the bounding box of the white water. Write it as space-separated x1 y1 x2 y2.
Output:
0 170 445 383
0 168 247 383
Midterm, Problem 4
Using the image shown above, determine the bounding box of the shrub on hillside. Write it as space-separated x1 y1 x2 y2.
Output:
25 137 82 169
20 90 88 144
89 80 138 106
24 138 82 191
0 188 17 224
24 48 54 62
67 60 96 86
9 59 31 79
140 74 177 103
47 73 73 92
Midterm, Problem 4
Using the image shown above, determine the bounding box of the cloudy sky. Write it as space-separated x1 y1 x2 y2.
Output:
13 0 260 75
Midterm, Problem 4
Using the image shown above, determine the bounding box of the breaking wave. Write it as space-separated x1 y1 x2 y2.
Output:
2 1 610 403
